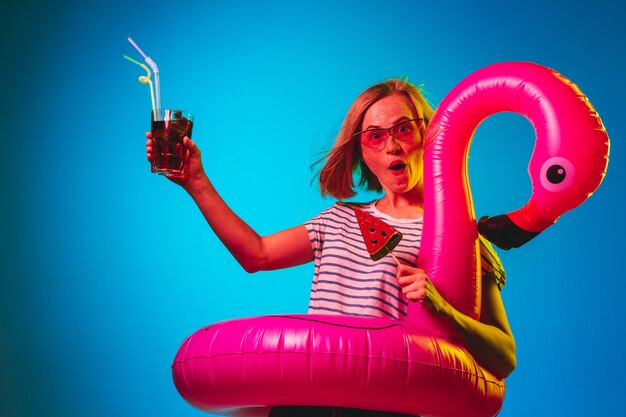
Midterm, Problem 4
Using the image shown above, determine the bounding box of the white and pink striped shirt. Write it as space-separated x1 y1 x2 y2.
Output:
304 201 505 320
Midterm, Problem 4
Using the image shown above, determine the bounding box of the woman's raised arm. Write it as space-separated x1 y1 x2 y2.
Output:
147 133 314 272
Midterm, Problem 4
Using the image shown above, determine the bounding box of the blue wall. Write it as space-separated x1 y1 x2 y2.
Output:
2 0 625 416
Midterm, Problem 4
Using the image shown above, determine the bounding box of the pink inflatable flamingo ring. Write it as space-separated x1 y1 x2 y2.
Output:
171 62 609 417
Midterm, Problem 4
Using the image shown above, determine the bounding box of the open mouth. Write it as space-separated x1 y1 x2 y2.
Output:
389 163 406 171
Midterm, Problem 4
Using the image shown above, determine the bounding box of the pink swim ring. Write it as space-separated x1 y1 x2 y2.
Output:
172 62 609 417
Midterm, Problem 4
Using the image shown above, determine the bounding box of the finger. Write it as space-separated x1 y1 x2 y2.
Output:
405 291 419 301
405 289 426 302
397 264 427 277
399 273 422 286
184 136 199 154
146 131 153 139
396 264 412 277
165 173 185 184
398 275 408 286
402 281 423 294
399 273 425 287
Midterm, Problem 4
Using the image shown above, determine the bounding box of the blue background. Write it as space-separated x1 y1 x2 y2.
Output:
2 0 624 416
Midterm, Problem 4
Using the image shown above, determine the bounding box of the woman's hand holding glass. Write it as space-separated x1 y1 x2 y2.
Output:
146 132 209 195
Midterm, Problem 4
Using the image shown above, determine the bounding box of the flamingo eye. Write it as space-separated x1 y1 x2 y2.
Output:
546 164 567 184
540 157 575 192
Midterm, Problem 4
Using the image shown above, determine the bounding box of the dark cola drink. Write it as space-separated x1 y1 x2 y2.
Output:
151 109 194 177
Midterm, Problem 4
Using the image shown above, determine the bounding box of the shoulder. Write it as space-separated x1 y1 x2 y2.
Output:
306 201 365 229
324 201 375 218
306 201 381 232
336 200 371 210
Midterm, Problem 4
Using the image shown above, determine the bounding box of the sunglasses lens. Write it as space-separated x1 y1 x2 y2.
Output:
395 121 416 138
357 119 423 149
362 130 387 148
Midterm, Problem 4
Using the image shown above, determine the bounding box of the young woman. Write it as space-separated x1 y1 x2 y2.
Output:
146 79 516 417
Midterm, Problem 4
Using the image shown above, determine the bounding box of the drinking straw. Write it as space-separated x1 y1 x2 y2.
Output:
123 55 156 113
127 37 162 112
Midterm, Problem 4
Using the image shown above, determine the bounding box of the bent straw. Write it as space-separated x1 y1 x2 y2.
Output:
123 54 156 113
127 37 161 112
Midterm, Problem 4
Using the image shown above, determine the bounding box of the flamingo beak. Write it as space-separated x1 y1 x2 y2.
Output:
477 214 540 250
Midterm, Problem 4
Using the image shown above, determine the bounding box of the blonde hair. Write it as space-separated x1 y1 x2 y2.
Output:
316 79 434 200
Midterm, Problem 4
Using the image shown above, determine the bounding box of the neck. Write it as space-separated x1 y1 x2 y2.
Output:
376 186 423 219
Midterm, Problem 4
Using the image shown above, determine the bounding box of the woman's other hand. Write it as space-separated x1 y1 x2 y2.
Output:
398 263 516 378
397 264 449 315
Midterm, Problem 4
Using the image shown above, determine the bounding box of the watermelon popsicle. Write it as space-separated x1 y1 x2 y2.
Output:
354 208 403 265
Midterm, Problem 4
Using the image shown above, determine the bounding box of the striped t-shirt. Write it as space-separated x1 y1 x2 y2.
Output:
304 201 505 320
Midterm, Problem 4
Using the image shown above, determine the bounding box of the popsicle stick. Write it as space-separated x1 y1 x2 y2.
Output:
389 252 402 266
